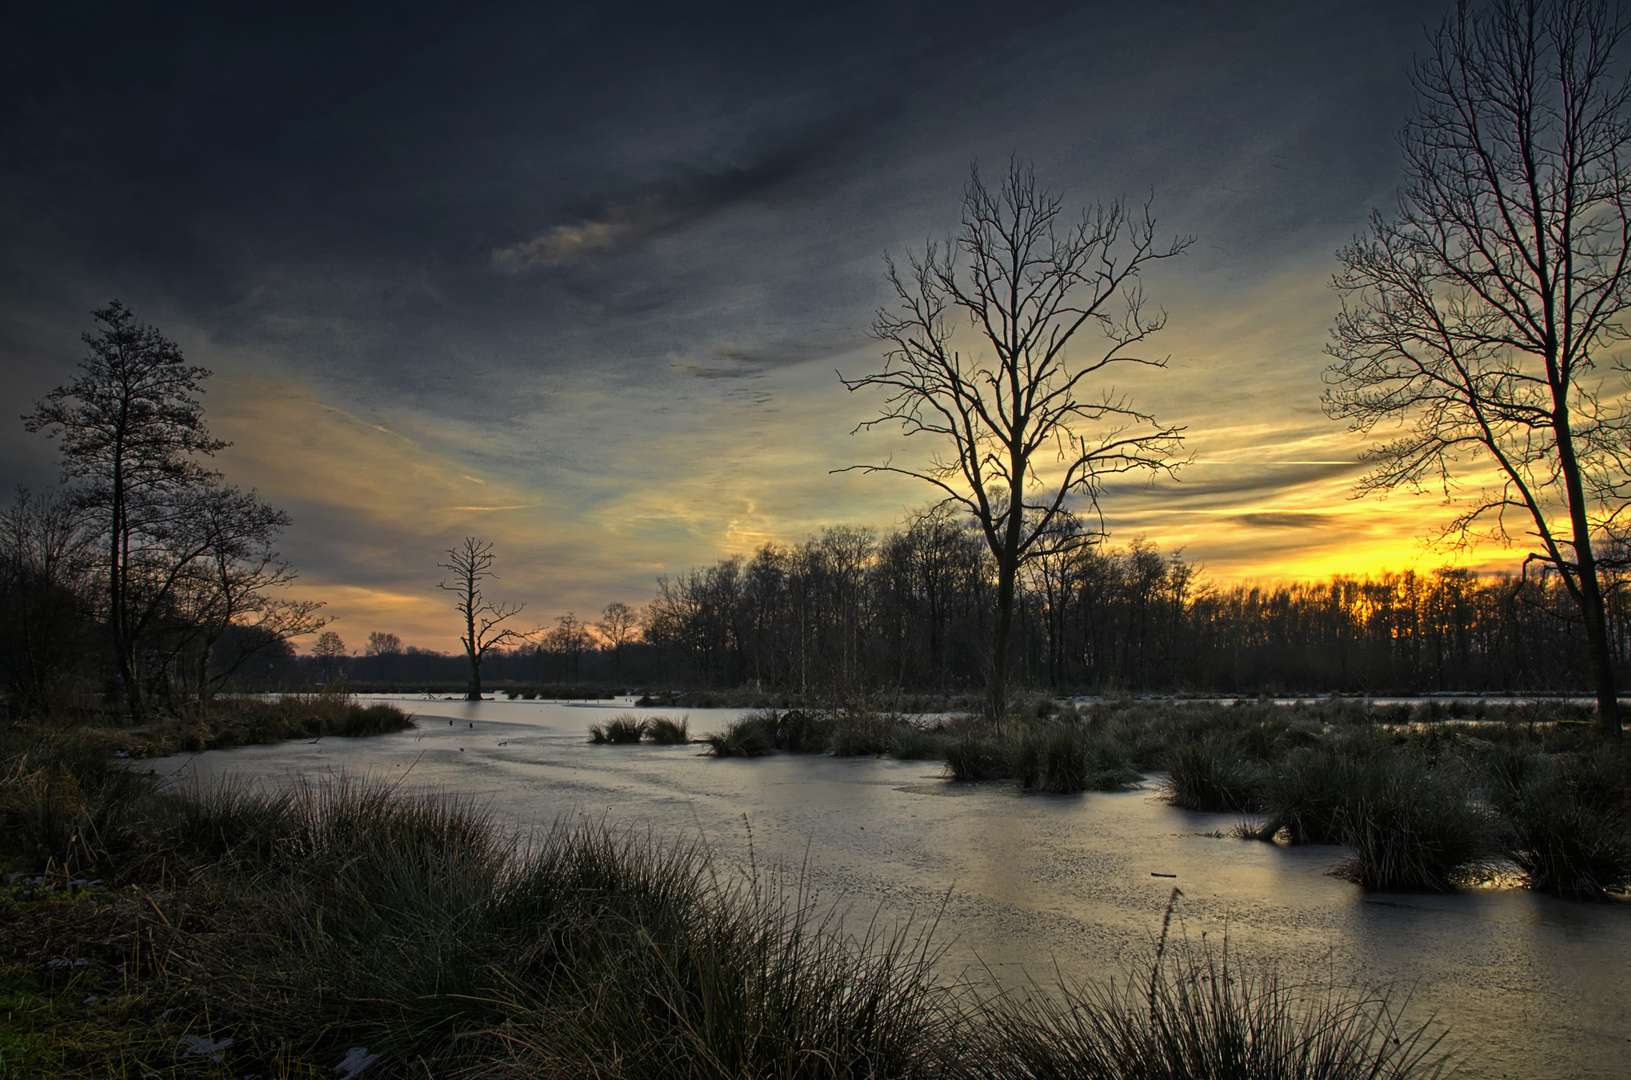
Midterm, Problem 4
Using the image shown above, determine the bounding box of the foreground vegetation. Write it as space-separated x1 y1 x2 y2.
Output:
1 724 1452 1078
660 698 1631 899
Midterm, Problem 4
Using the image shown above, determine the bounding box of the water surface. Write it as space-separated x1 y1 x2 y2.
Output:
146 697 1631 1080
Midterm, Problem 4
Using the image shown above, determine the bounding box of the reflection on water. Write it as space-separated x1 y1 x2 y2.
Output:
146 697 1630 1079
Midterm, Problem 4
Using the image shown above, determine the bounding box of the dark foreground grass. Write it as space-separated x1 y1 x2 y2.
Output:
0 726 1454 1079
975 944 1447 1080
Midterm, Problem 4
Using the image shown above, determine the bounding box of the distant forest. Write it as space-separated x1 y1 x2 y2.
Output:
10 493 1626 708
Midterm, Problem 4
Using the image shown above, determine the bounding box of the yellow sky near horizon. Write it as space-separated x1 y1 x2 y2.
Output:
197 266 1553 658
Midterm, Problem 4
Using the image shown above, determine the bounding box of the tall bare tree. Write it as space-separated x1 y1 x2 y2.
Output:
840 161 1189 719
311 630 347 684
24 302 228 720
595 601 640 684
1324 0 1631 737
438 537 530 699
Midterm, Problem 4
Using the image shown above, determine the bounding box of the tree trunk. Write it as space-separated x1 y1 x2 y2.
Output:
1556 397 1622 739
1571 533 1621 739
989 556 1017 724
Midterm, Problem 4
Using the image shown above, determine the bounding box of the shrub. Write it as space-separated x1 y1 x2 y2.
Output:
643 715 691 745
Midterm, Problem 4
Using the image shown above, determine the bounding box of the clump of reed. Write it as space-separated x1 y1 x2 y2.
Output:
643 714 691 744
1484 745 1631 900
702 711 779 757
1251 747 1352 844
589 714 647 744
974 934 1448 1080
1159 735 1265 812
938 717 1140 793
943 731 1008 781
888 720 952 761
774 708 839 753
1330 755 1495 892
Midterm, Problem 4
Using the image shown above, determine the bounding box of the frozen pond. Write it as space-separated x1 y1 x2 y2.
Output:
145 697 1630 1079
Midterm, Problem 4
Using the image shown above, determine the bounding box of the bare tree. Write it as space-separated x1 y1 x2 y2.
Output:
595 601 640 684
312 630 347 684
365 631 403 657
170 484 326 702
437 537 530 699
1323 0 1631 737
840 161 1189 719
24 301 228 719
544 611 591 683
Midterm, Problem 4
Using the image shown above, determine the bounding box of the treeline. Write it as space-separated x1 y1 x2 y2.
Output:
631 509 1631 697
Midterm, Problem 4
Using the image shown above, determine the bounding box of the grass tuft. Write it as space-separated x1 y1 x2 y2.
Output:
589 714 648 744
643 714 691 745
975 936 1449 1080
702 713 778 757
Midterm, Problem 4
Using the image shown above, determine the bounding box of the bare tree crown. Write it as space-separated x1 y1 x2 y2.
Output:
841 160 1190 561
1323 0 1631 735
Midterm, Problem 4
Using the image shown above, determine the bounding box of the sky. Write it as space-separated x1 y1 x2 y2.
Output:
0 0 1527 653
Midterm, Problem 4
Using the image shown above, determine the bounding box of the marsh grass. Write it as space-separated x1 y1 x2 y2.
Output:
703 712 778 757
1254 748 1354 845
775 708 839 753
974 941 1448 1080
643 714 691 744
1159 736 1264 812
135 693 413 756
589 714 647 744
1492 747 1631 900
943 732 1007 782
1331 756 1494 892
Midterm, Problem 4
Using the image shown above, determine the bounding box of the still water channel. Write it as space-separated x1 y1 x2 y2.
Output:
145 697 1629 1080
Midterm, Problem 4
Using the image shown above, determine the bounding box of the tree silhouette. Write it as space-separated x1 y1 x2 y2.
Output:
1324 0 1631 737
312 630 346 684
840 161 1189 719
437 537 529 700
24 302 229 719
595 601 640 684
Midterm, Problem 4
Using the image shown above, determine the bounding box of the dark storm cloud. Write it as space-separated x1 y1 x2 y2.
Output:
494 113 872 272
